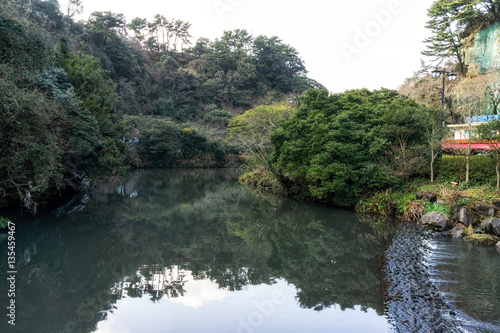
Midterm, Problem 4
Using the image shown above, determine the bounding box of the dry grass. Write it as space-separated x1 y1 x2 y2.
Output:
404 201 425 222
439 186 460 204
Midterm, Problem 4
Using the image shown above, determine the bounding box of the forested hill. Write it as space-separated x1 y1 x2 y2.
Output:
0 0 323 211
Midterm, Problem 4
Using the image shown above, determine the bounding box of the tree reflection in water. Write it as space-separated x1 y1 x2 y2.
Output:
0 169 396 333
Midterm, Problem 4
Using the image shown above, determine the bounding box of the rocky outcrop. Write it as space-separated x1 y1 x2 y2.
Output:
477 204 495 217
456 206 474 227
450 225 465 238
480 218 500 236
421 212 453 232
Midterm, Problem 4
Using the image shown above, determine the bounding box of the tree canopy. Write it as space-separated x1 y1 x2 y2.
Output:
268 89 434 206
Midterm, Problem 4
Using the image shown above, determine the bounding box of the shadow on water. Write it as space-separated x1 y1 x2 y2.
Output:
0 169 397 333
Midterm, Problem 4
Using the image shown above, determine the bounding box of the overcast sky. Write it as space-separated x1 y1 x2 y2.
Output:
59 0 437 93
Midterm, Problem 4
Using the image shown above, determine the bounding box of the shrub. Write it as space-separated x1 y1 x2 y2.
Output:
436 155 496 184
203 109 233 126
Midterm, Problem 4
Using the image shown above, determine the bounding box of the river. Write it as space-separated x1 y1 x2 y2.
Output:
0 169 498 332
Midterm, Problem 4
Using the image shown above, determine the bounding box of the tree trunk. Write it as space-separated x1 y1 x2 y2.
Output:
497 153 500 192
465 124 472 183
430 147 435 183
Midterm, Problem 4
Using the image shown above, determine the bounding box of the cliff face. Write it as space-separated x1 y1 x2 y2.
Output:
465 22 500 74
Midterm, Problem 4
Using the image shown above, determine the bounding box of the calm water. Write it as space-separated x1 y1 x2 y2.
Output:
0 169 498 332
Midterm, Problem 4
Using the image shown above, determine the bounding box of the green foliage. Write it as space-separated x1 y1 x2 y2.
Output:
0 216 10 229
60 52 118 135
0 15 52 70
424 201 450 216
97 137 127 174
269 89 435 206
252 35 306 92
203 109 233 126
423 0 466 73
477 120 500 189
436 155 496 183
229 103 295 164
120 116 234 166
424 0 500 73
151 97 176 117
0 66 66 206
30 0 65 31
0 0 324 210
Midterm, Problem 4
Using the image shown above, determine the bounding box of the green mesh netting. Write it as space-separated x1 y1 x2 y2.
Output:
467 22 500 73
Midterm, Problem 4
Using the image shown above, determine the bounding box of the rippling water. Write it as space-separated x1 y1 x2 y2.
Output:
427 235 500 329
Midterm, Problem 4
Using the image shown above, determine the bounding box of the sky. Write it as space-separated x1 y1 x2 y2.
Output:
58 0 437 93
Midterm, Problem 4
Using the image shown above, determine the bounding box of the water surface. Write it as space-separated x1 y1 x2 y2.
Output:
428 235 500 329
0 169 396 333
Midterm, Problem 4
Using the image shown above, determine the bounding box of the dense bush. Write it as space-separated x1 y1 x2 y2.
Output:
0 15 52 70
0 68 66 209
436 155 496 184
269 89 433 206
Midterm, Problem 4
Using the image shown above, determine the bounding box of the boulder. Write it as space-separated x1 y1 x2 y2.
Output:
426 193 438 203
457 207 474 227
497 241 500 249
480 218 500 235
492 219 500 236
477 204 495 217
421 212 453 231
493 200 500 210
450 225 465 238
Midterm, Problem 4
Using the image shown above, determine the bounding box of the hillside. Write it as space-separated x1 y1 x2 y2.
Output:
0 0 323 211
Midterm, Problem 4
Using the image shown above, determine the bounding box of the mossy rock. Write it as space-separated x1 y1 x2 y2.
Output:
465 234 500 246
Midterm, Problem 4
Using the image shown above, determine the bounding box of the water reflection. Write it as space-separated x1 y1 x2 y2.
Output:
0 169 395 333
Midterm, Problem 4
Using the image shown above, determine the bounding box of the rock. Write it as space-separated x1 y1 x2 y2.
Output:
492 219 500 236
477 204 495 217
497 241 500 249
421 212 453 232
426 193 437 203
457 207 474 227
437 199 447 205
480 218 500 234
450 225 465 238
493 200 500 210
416 193 425 200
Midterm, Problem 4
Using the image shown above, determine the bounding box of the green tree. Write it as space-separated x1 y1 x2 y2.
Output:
60 52 118 135
253 35 306 92
269 89 432 206
228 103 295 164
66 0 84 18
380 103 429 182
0 15 52 70
423 0 466 74
0 67 66 210
128 17 147 41
423 108 449 183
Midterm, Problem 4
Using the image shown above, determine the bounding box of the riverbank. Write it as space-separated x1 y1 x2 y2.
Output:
357 181 500 247
240 165 500 247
